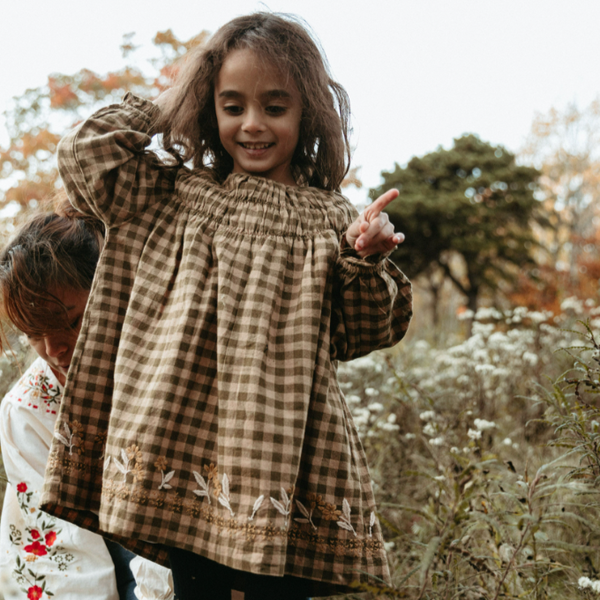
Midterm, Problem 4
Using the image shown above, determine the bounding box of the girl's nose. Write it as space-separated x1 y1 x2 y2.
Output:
44 335 69 358
241 108 265 133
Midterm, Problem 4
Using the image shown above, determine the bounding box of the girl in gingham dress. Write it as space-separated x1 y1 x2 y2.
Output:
41 12 412 599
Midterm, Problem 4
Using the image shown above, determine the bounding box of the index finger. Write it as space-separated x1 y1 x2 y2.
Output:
365 189 399 220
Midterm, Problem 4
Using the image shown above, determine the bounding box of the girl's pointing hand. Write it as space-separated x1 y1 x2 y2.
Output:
345 189 404 258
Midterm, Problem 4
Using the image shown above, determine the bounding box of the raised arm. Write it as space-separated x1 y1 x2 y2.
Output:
330 190 412 361
58 94 176 227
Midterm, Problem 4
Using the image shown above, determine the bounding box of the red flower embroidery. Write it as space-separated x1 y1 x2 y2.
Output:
24 541 47 556
17 482 27 493
45 531 57 547
30 529 41 540
27 586 43 600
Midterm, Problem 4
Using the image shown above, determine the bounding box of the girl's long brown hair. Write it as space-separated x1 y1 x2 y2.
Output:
0 193 104 348
158 12 351 191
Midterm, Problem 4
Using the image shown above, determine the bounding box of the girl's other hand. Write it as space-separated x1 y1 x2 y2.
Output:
345 189 404 258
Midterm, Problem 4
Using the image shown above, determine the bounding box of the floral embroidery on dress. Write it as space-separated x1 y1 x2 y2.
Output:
11 482 75 599
154 456 175 490
113 444 145 482
17 368 61 414
270 487 293 527
335 499 357 537
217 473 235 518
294 493 318 531
192 471 211 504
54 421 84 456
248 495 265 521
192 462 222 505
368 511 376 537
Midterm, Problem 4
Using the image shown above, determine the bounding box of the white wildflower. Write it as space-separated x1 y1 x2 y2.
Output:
381 422 400 432
561 296 583 313
502 437 512 446
475 307 503 321
383 541 395 552
499 543 514 563
450 447 460 454
368 402 384 412
405 433 416 440
528 311 549 323
433 475 445 482
474 418 496 431
474 364 495 375
578 576 592 589
414 340 430 351
467 428 482 440
419 410 436 421
429 436 445 446
365 387 379 397
346 395 361 406
457 309 474 321
387 414 397 424
423 423 437 437
522 351 539 367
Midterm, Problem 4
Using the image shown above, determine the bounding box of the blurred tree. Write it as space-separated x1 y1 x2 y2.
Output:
0 29 209 227
520 99 600 287
370 135 542 316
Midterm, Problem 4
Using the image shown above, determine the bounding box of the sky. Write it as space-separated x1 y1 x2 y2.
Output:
1 0 600 205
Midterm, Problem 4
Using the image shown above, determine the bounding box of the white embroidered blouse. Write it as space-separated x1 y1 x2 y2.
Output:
0 357 172 600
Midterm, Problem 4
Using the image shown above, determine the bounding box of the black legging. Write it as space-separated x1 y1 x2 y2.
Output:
105 539 137 600
167 546 311 600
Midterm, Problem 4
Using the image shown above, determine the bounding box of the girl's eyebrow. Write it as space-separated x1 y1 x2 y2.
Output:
217 89 293 100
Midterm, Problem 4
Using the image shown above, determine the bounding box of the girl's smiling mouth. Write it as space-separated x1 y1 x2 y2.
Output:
238 142 274 149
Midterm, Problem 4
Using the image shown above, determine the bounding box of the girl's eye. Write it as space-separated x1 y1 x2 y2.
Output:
266 105 287 116
223 105 243 115
70 317 80 330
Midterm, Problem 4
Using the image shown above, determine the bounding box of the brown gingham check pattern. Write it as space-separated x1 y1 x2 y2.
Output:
40 94 412 592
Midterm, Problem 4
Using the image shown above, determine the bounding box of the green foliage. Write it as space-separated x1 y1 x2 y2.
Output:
369 135 543 311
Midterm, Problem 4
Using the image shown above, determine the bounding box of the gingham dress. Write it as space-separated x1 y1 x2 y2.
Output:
41 94 412 592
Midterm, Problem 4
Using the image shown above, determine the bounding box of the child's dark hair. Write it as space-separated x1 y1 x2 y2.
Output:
0 193 104 346
158 12 351 191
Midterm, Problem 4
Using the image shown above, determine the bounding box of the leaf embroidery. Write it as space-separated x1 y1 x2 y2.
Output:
336 498 357 537
113 448 131 480
270 487 292 527
159 470 176 491
192 471 211 505
55 421 83 456
218 473 235 517
249 495 265 521
369 511 376 537
294 499 317 531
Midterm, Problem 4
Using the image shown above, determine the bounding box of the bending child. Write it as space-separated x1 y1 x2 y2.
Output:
0 199 173 600
41 12 413 599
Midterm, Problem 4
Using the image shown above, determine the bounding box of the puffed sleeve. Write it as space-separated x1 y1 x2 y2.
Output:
57 93 177 227
330 241 413 362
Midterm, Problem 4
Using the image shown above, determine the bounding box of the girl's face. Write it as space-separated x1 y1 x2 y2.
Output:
25 287 90 386
214 49 302 186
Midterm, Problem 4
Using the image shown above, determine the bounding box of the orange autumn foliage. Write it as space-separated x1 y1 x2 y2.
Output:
0 29 208 218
